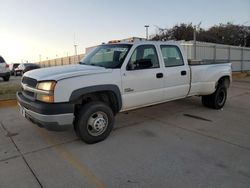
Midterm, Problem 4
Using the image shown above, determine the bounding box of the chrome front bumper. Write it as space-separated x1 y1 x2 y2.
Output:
17 92 74 131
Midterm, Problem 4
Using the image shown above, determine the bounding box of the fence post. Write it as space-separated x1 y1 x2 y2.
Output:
228 46 231 62
241 48 244 72
213 45 216 61
193 42 196 59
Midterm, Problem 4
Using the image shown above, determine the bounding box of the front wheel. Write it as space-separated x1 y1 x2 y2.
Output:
202 86 227 109
75 101 114 144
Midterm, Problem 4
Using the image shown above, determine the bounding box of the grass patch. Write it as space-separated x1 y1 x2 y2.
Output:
0 83 21 100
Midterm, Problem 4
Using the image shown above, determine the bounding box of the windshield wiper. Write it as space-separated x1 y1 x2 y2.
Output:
90 63 106 68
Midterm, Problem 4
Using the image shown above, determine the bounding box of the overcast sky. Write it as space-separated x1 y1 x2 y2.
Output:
0 0 250 63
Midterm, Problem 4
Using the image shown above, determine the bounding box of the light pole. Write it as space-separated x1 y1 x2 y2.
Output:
74 33 78 57
74 44 78 56
145 25 149 40
193 22 201 59
193 25 197 59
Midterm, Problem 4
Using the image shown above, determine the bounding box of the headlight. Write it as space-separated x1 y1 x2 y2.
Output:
36 81 56 103
37 81 56 91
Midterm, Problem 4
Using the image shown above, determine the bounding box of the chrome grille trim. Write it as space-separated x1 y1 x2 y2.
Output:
21 83 52 95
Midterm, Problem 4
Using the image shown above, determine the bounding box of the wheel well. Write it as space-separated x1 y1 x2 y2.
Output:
74 91 120 115
217 76 230 88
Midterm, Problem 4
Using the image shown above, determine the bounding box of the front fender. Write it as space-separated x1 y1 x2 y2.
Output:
69 84 122 111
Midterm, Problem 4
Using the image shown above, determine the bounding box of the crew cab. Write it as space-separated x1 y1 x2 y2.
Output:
17 40 232 144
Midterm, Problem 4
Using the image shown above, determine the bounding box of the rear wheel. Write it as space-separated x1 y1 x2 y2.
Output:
202 85 227 109
75 101 114 144
3 75 10 81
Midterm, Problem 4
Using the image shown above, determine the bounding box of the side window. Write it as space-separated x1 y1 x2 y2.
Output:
160 46 184 67
127 45 159 70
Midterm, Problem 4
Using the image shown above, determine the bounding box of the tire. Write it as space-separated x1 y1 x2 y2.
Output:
201 95 210 107
3 75 10 81
201 85 227 109
75 101 114 144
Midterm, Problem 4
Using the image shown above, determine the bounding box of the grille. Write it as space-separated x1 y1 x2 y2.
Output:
22 76 37 88
23 90 35 98
22 76 37 100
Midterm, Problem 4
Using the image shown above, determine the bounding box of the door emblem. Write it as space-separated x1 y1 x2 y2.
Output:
124 88 134 93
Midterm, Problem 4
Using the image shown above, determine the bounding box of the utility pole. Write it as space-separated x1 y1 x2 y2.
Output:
145 25 149 40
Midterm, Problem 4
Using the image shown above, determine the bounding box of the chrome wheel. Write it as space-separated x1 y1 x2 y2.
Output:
87 111 108 136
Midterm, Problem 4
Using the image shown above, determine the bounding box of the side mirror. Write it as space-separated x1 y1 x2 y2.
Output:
136 59 153 69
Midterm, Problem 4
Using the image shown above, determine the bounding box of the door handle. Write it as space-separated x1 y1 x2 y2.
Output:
156 73 163 78
181 71 187 76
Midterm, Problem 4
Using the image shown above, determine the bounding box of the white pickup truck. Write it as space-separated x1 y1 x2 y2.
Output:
0 56 10 81
17 40 232 144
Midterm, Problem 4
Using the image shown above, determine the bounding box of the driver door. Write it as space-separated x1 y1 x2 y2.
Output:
121 45 164 110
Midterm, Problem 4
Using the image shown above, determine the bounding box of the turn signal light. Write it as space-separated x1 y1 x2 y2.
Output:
36 94 54 103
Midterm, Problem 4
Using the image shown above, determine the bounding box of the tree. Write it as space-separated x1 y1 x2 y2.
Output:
151 23 250 47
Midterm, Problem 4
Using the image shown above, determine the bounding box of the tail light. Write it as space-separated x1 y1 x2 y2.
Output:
5 64 9 68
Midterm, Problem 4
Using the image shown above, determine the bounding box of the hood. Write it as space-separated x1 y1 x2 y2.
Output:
24 64 112 81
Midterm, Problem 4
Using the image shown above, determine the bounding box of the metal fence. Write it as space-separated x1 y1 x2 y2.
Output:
180 41 250 72
37 42 250 72
37 54 85 68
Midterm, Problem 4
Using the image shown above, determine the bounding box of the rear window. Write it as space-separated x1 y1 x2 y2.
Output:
0 56 5 63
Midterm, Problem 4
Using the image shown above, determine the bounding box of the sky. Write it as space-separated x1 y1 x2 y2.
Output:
0 0 250 63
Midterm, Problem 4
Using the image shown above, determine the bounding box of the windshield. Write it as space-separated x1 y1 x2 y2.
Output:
80 44 132 68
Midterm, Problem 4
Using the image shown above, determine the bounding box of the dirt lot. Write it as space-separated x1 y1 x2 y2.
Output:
0 78 250 188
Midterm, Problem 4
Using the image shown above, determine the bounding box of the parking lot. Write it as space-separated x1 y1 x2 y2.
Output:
0 78 250 188
0 75 21 84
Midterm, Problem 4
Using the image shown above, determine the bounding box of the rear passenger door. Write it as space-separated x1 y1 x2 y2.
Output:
121 45 164 110
160 45 190 100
